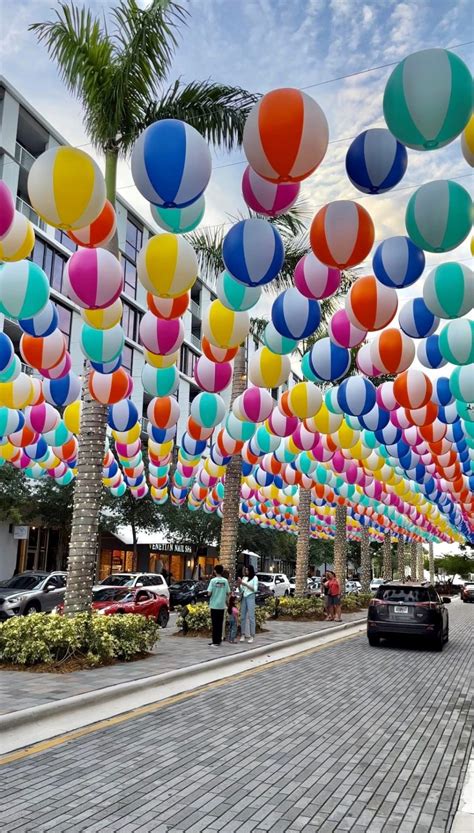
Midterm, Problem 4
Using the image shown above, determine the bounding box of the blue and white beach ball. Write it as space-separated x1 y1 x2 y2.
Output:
336 377 376 417
19 301 58 337
271 287 321 340
417 335 447 370
345 128 407 194
431 377 453 407
222 218 284 287
372 236 425 289
399 298 439 338
43 372 82 407
0 332 14 373
108 400 139 432
307 338 351 382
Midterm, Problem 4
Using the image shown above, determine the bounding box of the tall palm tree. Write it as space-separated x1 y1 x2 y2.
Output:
31 0 258 615
360 526 371 593
397 535 405 580
382 532 392 580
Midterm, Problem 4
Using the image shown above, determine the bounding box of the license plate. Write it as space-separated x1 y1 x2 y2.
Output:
394 605 408 614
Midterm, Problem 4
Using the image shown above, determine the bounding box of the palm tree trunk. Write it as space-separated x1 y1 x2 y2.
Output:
417 543 424 582
382 532 392 580
429 541 435 584
360 526 371 593
295 488 311 597
219 345 247 582
410 540 417 580
397 536 405 581
334 504 347 597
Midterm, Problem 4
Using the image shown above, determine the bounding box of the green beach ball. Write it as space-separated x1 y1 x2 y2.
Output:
216 270 262 311
405 180 472 253
450 366 474 404
150 195 205 234
263 322 298 355
439 319 474 365
423 262 474 319
80 323 124 364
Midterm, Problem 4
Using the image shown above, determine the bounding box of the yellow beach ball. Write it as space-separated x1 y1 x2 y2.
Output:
112 423 141 444
145 349 179 369
0 213 35 262
286 382 322 419
306 403 342 434
81 298 123 330
202 300 250 349
248 346 291 388
137 233 198 298
0 373 34 409
63 401 82 435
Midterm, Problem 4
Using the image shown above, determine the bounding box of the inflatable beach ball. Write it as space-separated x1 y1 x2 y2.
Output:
393 370 433 409
263 323 298 356
328 309 366 349
450 365 474 404
233 387 274 423
203 300 250 348
20 330 66 371
194 355 233 393
399 298 439 339
346 275 398 331
89 368 132 405
0 373 34 409
0 212 34 262
370 329 415 375
137 233 198 297
439 319 474 366
310 200 375 269
336 377 376 417
357 342 381 377
345 128 407 194
461 115 474 167
216 271 261 312
0 354 21 384
308 338 351 382
284 382 322 420
293 252 341 300
383 48 472 151
372 236 425 289
0 261 49 320
241 165 300 216
108 400 139 433
68 200 116 248
201 338 239 363
142 364 179 398
405 180 472 253
90 354 122 374
40 351 71 380
191 392 225 429
0 333 14 374
64 247 123 310
19 301 58 338
144 349 179 370
249 347 291 388
243 88 328 183
151 195 205 234
271 287 321 340
222 218 284 287
266 409 298 438
423 262 473 320
28 147 105 230
417 335 447 370
139 313 184 356
147 396 180 430
147 292 189 320
0 406 24 436
43 372 81 407
0 183 15 240
25 403 60 435
80 323 124 364
81 298 123 330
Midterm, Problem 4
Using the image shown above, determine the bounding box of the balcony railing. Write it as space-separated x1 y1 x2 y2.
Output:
190 333 201 350
190 299 201 317
16 196 47 231
15 142 36 173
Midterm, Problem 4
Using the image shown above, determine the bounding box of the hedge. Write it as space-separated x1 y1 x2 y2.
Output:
176 602 268 635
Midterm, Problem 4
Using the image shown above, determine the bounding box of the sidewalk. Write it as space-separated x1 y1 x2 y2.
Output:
0 611 365 716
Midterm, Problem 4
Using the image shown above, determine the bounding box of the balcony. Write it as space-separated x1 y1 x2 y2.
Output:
15 142 36 173
16 196 46 231
190 299 201 317
190 333 201 350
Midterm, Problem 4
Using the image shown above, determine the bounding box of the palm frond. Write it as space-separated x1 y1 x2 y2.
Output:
250 316 269 340
270 201 312 238
186 225 225 282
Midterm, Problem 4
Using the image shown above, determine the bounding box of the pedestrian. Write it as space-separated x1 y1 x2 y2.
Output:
322 571 330 619
227 594 239 643
207 564 230 647
238 565 258 643
325 571 342 622
222 568 230 641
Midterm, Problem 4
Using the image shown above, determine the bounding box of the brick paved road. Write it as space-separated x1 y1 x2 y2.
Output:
2 602 472 833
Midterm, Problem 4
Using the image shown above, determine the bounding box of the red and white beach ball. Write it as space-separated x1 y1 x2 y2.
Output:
201 338 239 363
393 370 433 409
242 165 300 216
89 368 132 405
67 200 116 248
64 247 123 310
310 201 375 269
147 396 180 429
147 291 189 320
20 330 66 370
370 329 415 375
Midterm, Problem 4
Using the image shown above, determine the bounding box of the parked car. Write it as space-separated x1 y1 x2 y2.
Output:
370 578 385 593
256 572 291 597
346 580 362 595
255 582 273 606
461 583 474 603
98 572 169 600
0 571 67 619
169 580 209 609
289 577 321 597
367 582 450 651
56 587 170 627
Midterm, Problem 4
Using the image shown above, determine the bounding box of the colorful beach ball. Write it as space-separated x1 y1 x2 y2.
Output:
263 323 298 355
450 365 474 404
423 262 473 319
393 370 433 409
89 368 132 405
190 392 225 429
346 275 398 331
399 298 439 339
293 252 341 300
67 200 116 248
249 347 291 388
370 329 415 375
310 200 375 269
108 400 139 433
81 298 123 330
241 165 300 216
41 352 71 380
345 128 407 194
147 396 180 430
233 387 274 423
357 343 381 377
461 115 474 167
0 406 24 436
216 271 261 312
417 335 447 370
0 212 34 262
0 374 34 409
328 309 366 349
194 355 233 393
151 195 205 234
147 291 189 320
25 403 60 434
43 372 81 407
372 236 425 289
0 354 21 384
0 183 15 240
0 261 49 320
131 119 211 207
439 319 474 366
142 364 179 398
139 313 184 356
80 323 124 364
20 330 66 370
222 218 284 287
0 333 14 373
64 248 123 309
243 88 329 183
337 377 376 417
19 301 58 338
308 338 351 382
284 382 322 420
405 180 472 253
137 233 198 297
144 349 179 369
203 301 250 348
272 288 321 340
201 338 239 363
383 48 472 151
28 147 106 229
90 355 123 374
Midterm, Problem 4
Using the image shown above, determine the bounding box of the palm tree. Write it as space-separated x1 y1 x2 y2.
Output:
31 0 258 614
382 532 392 580
360 526 371 593
397 535 405 581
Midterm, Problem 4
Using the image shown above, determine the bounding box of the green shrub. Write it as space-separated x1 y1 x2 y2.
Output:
275 596 325 619
357 592 373 608
176 602 268 634
0 613 159 667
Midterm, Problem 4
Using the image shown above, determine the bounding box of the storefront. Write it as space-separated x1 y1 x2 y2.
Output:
97 530 219 582
148 543 218 582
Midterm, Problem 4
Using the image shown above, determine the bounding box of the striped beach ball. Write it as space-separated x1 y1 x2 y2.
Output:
203 300 250 348
19 301 58 338
194 355 233 393
393 370 433 409
346 275 398 332
139 312 184 356
80 323 124 364
216 271 261 312
263 323 298 355
233 387 274 423
20 330 66 370
186 418 213 442
0 333 14 373
0 354 20 384
372 236 425 289
0 374 34 409
150 195 205 234
28 147 106 229
328 309 366 349
423 262 473 319
90 355 122 374
248 347 291 388
272 287 321 340
25 403 60 434
131 119 211 207
461 115 474 167
67 200 116 248
439 319 474 365
43 372 81 407
0 182 15 240
9 426 39 449
243 88 329 183
450 365 474 403
0 261 49 320
0 213 35 262
64 248 123 309
191 392 225 429
293 252 341 300
89 368 132 405
81 298 123 330
147 291 189 320
356 343 382 377
108 400 139 432
137 233 198 297
225 413 256 442
142 364 179 398
222 218 284 287
370 329 415 375
308 338 351 382
345 128 407 194
310 200 375 269
399 298 439 339
241 165 300 216
0 407 24 436
266 409 298 438
201 338 239 363
417 335 447 370
284 382 322 420
144 350 179 369
147 396 180 430
405 180 472 253
337 377 377 418
383 48 472 151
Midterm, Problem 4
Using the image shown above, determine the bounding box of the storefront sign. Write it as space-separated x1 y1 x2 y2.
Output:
150 542 193 554
13 525 29 540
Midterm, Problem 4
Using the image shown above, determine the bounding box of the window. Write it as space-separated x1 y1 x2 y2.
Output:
29 237 68 294
179 344 199 378
51 252 66 292
122 344 133 375
376 586 431 603
31 238 45 267
122 256 137 299
55 228 77 253
122 302 140 342
125 217 143 260
55 302 72 346
189 383 201 404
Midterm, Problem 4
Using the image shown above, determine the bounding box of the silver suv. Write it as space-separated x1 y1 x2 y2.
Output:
0 571 67 619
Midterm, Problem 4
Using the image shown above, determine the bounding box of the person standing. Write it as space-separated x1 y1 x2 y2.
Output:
227 594 239 643
325 571 342 622
207 565 230 647
238 565 258 643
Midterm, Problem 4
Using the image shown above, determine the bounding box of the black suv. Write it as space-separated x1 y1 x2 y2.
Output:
367 582 450 651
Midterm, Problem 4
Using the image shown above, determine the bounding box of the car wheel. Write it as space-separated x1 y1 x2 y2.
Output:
23 603 40 616
433 630 444 652
284 590 289 596
157 608 169 628
368 634 380 647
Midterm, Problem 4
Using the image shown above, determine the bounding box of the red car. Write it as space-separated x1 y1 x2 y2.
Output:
56 588 170 627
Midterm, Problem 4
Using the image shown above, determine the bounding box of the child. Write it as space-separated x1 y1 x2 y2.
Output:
227 595 239 643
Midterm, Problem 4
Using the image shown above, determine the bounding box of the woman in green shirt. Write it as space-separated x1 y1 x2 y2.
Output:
238 565 258 643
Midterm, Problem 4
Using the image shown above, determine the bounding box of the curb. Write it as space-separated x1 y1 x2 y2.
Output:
0 617 366 754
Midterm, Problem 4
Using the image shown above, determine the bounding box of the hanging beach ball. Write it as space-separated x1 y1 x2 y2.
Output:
151 194 205 234
142 364 179 398
233 387 274 423
241 165 300 216
393 370 433 409
357 343 382 377
293 252 340 301
336 377 376 417
370 329 415 375
40 352 72 380
43 372 81 407
301 352 319 382
64 247 123 310
0 213 35 261
439 319 474 366
285 382 322 420
372 236 425 289
108 400 139 432
0 407 24 436
328 309 366 349
405 180 472 253
0 261 49 320
202 300 250 348
89 368 132 405
225 412 256 442
266 409 298 438
144 349 179 369
67 200 116 248
28 147 105 229
80 323 124 363
383 48 472 151
346 275 398 331
248 347 291 388
147 396 180 430
0 182 15 240
399 298 439 339
263 323 298 355
139 313 184 356
243 88 328 183
194 355 233 393
417 335 447 370
0 373 34 409
0 354 20 384
272 287 321 340
0 333 14 373
201 338 239 363
461 115 474 167
222 218 284 287
310 201 375 269
138 233 197 297
423 262 473 320
19 301 58 338
450 365 474 404
147 291 189 320
345 128 407 194
216 270 261 312
63 401 81 434
131 119 211 207
20 330 66 370
81 298 123 330
191 392 225 429
25 403 60 435
308 338 351 382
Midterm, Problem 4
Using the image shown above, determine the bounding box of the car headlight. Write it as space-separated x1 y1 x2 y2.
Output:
97 608 107 615
6 595 26 605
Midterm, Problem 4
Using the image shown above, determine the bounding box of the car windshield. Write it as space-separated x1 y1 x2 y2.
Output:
100 575 135 587
256 574 273 582
170 582 194 591
377 586 431 603
0 574 46 590
92 588 132 602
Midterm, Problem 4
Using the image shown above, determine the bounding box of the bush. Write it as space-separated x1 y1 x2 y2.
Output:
176 602 268 635
274 596 325 619
0 613 159 667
